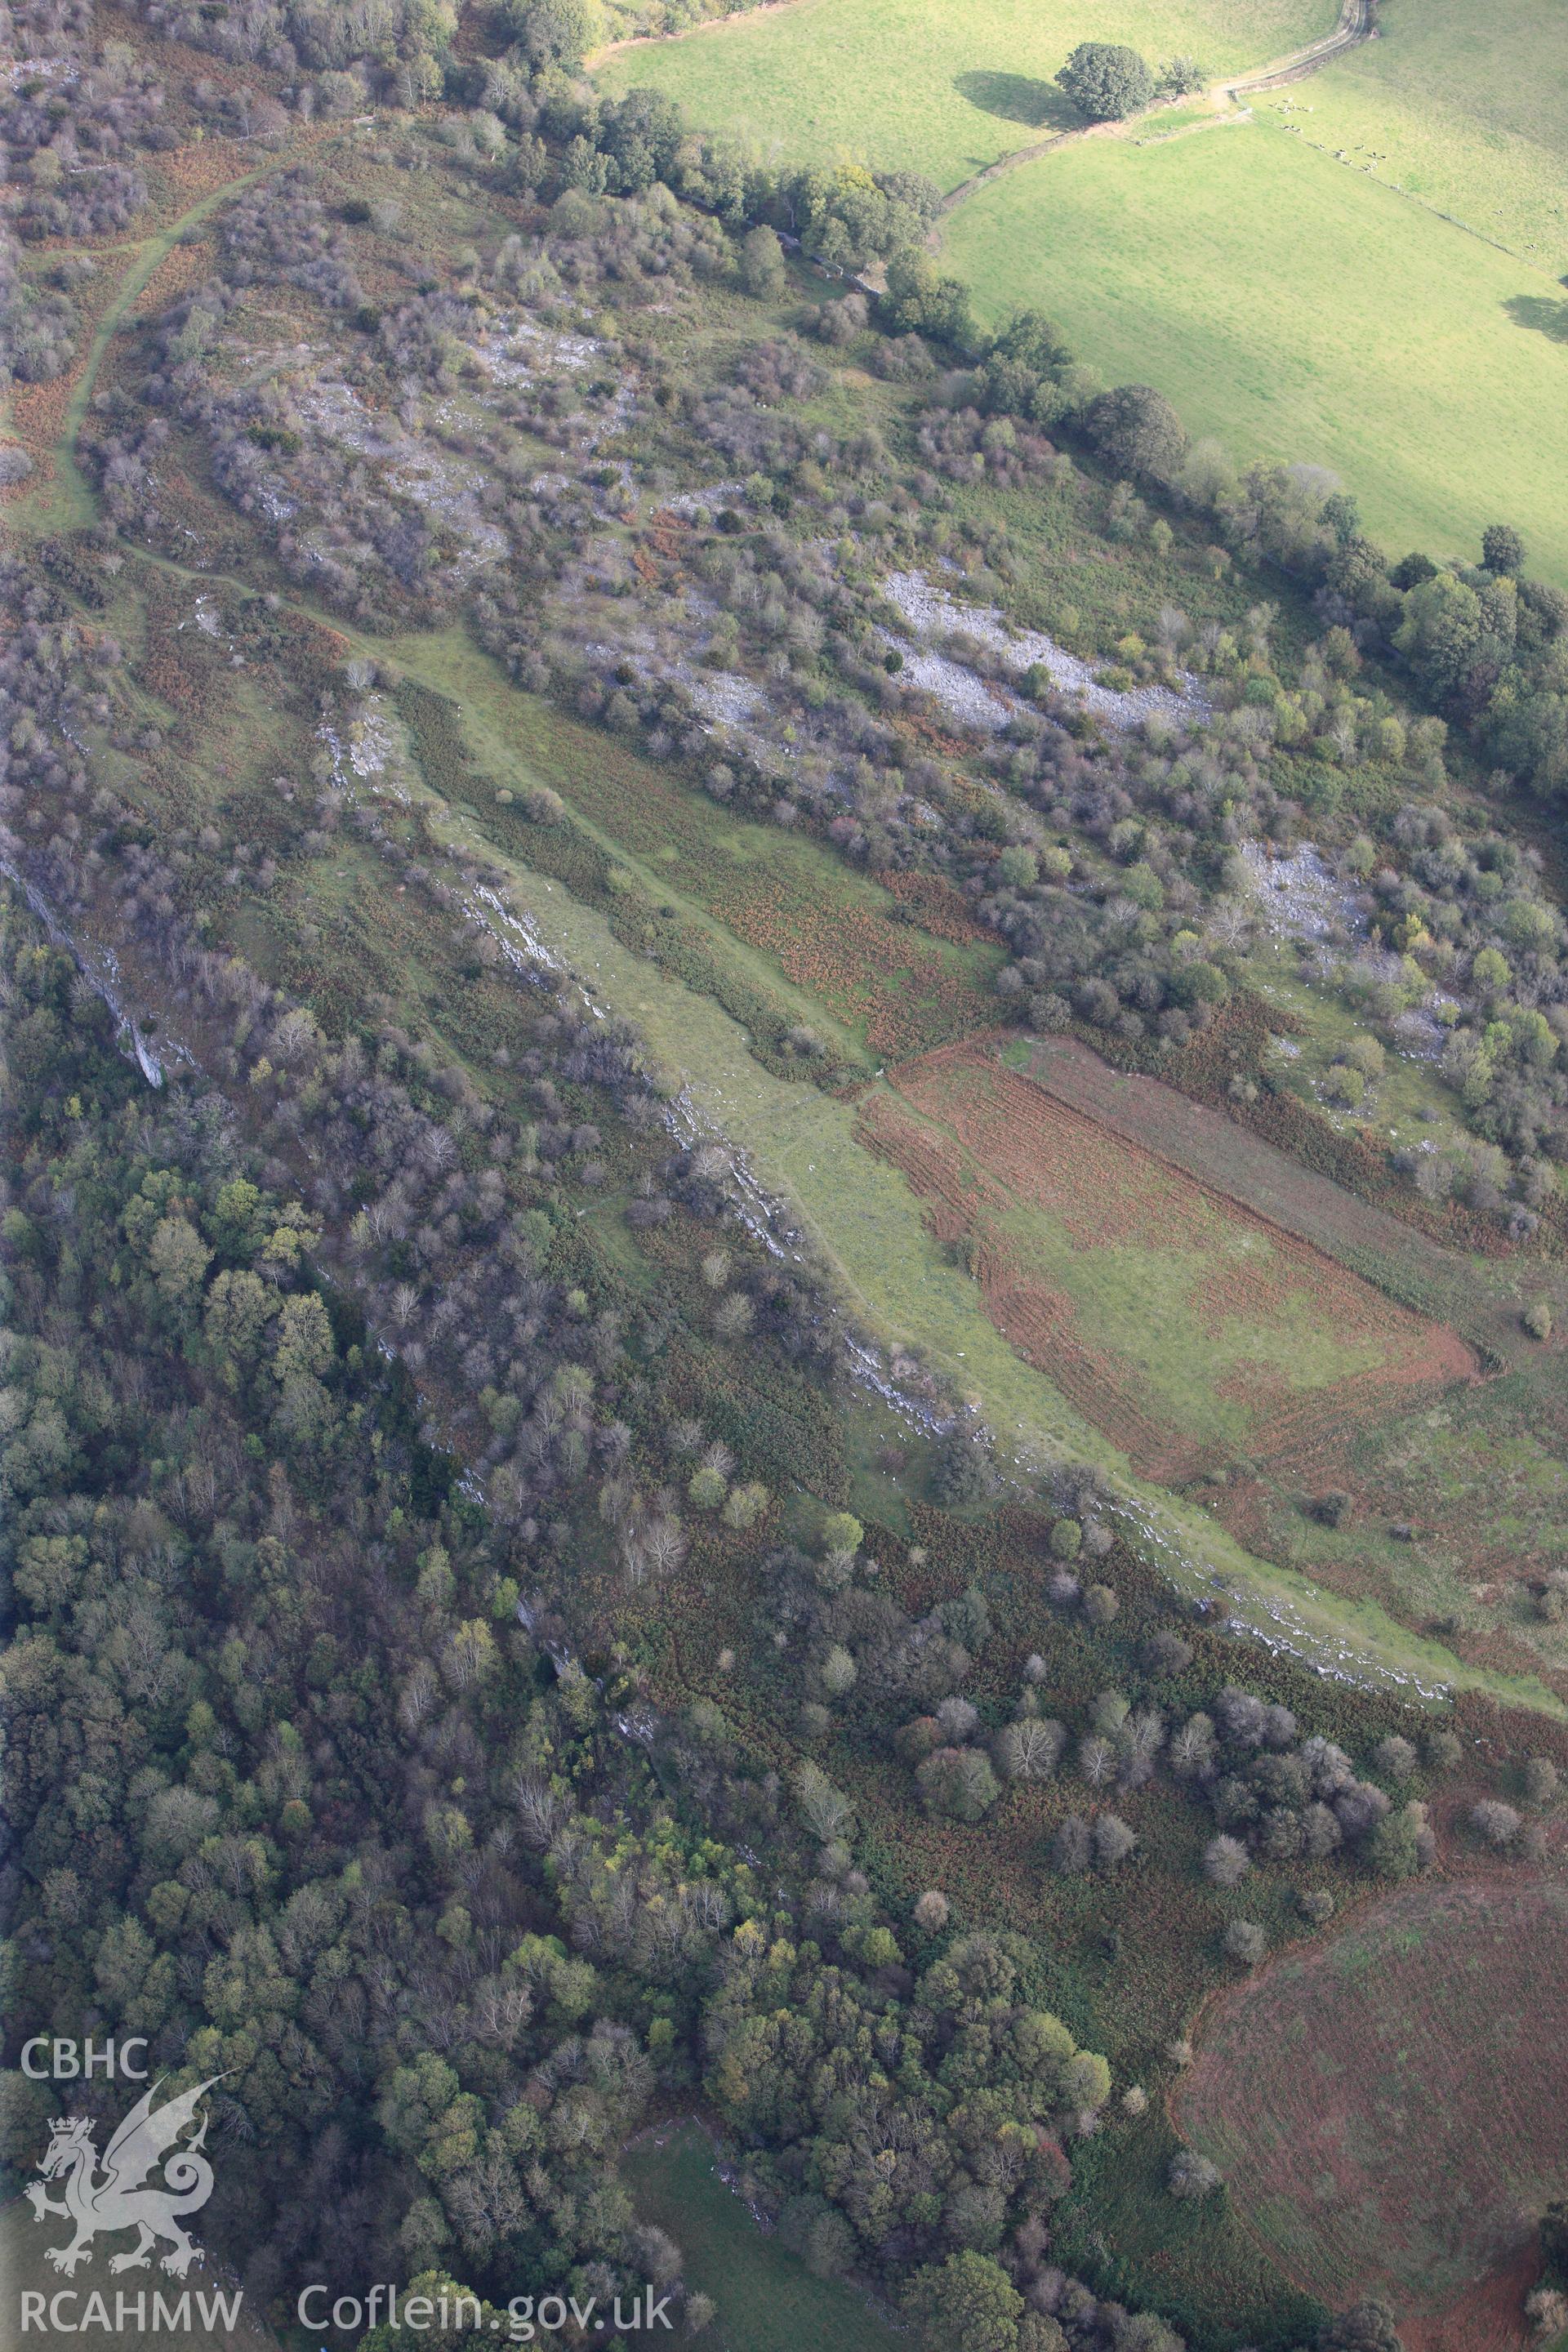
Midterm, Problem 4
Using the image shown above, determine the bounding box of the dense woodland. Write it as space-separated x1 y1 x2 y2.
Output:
0 889 1335 2352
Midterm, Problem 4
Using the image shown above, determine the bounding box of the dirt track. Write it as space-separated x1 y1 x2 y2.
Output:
936 0 1377 215
1226 0 1374 94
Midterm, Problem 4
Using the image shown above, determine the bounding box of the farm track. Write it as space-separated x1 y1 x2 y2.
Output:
1224 0 1373 93
935 0 1375 214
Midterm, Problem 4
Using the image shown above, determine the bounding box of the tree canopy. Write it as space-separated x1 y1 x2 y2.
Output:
1055 42 1158 122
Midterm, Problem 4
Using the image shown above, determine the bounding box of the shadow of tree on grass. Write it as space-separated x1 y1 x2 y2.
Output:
1504 294 1568 344
954 69 1077 131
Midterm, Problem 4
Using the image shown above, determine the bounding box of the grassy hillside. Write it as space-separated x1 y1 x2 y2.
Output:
943 116 1568 579
623 2127 908 2352
12 17 1568 2352
353 639 1559 1713
595 0 1335 186
8 82 1568 1706
1300 0 1568 269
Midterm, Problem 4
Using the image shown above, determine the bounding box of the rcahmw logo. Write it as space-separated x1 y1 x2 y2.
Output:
20 2072 245 2335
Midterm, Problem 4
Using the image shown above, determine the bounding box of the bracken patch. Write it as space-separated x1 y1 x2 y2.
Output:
859 1039 1479 1477
1178 1877 1568 2350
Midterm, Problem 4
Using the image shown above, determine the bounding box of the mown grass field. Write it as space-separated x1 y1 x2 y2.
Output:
595 0 1335 188
943 114 1568 581
623 2124 908 2352
1298 0 1568 269
1178 1878 1568 2342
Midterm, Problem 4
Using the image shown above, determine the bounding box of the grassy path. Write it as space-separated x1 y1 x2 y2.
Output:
392 629 879 1071
10 133 340 538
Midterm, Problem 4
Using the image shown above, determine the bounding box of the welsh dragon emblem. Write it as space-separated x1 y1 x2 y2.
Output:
25 2076 225 2277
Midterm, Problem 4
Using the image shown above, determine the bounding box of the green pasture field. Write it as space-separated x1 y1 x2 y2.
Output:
943 115 1568 581
1297 0 1568 270
595 0 1336 189
623 2123 908 2352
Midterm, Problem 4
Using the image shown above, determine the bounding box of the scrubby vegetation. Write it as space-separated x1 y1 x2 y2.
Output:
58 50 1568 1232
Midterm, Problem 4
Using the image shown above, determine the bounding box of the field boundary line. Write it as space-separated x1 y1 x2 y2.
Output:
587 0 808 69
1008 1036 1515 1343
933 0 1374 216
1258 105 1568 275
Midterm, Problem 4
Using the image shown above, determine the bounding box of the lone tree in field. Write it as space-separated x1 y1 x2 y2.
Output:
1056 42 1158 121
740 225 788 301
1224 1918 1267 1967
1481 521 1526 577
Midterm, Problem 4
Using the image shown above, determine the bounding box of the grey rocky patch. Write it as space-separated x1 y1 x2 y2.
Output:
880 568 1208 731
